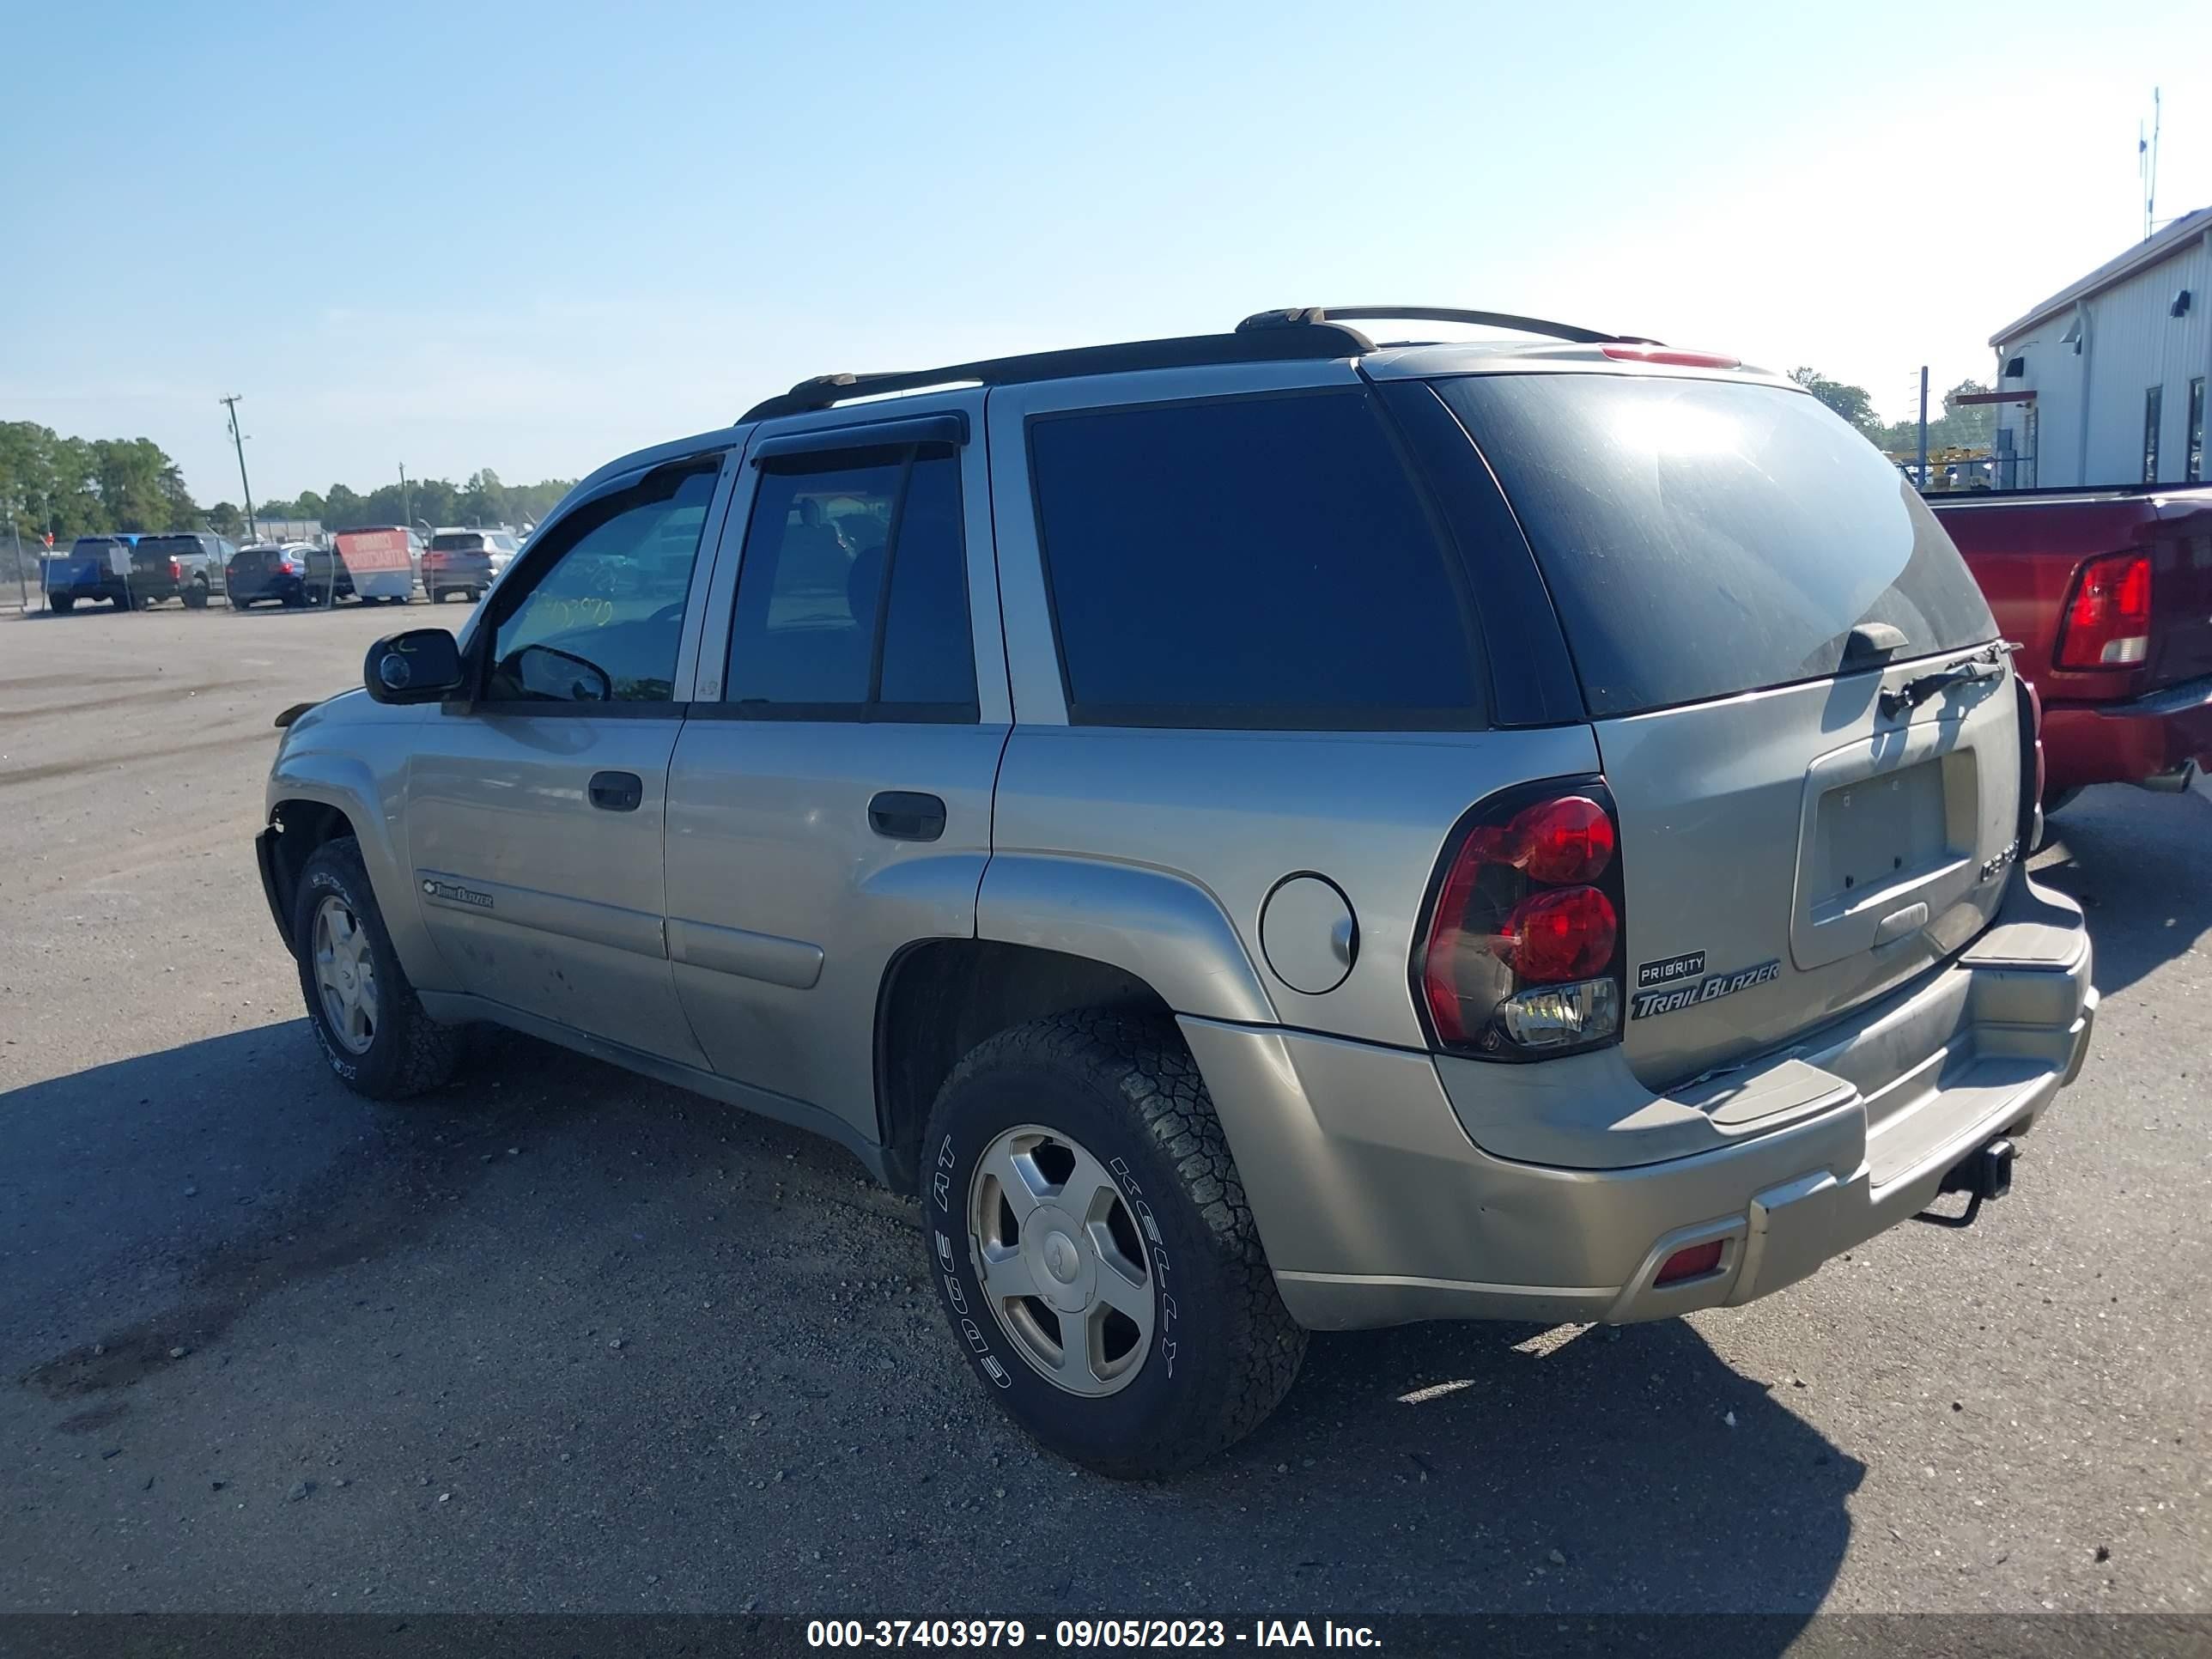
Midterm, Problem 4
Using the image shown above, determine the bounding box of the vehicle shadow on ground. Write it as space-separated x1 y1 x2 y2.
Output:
2031 784 2212 999
3 1020 1857 1629
1185 1316 1859 1621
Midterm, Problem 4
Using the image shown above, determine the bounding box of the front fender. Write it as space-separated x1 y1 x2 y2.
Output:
265 708 447 991
975 854 1278 1024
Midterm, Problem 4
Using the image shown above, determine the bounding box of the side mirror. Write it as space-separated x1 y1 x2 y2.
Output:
504 642 612 704
366 629 465 703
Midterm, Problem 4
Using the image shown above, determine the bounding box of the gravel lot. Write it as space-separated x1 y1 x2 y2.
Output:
1 601 2207 1632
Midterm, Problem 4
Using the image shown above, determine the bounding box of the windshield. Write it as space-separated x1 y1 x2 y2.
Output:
430 533 486 552
1431 374 1998 717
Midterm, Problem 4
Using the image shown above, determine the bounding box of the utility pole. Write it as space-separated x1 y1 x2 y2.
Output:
221 395 258 541
1916 365 1930 490
399 463 412 535
9 498 27 610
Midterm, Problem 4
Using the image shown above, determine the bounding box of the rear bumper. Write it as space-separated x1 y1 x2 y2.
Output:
2042 673 2212 792
1185 871 2094 1332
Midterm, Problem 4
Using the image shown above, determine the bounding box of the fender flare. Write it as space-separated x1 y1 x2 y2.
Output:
975 854 1277 1025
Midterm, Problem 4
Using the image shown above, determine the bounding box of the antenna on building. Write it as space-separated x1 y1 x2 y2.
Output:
2139 88 2160 240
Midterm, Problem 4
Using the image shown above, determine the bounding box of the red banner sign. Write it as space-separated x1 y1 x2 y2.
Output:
334 529 413 575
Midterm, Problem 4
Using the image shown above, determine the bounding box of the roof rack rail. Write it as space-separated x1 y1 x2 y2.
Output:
738 320 1376 423
1238 306 1658 348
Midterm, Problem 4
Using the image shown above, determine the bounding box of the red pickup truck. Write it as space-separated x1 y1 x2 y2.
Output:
1928 483 2212 807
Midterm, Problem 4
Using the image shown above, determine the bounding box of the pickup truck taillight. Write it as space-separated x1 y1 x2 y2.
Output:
2055 550 2152 669
168 559 183 582
1415 781 1626 1060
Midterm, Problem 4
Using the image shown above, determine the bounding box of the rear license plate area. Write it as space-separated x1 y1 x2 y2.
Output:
1808 757 1958 920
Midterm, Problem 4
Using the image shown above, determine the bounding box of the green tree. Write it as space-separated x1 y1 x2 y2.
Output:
1787 367 1881 437
322 483 366 527
207 501 244 537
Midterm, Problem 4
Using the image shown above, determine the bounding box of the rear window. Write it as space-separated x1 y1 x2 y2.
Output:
430 532 486 552
136 536 200 556
1028 391 1485 728
1431 374 1997 718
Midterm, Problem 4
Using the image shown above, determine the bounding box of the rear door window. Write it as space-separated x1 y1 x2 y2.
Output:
1430 374 1997 717
1026 391 1485 728
723 446 977 720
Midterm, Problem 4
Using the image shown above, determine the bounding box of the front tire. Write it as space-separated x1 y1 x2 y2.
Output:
921 1013 1305 1478
291 837 462 1099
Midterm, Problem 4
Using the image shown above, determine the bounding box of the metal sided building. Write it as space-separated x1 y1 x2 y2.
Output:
1984 205 2211 489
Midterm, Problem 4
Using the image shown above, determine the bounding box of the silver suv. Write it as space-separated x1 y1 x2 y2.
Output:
254 307 2096 1476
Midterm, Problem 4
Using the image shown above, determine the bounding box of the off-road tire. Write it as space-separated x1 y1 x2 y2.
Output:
291 836 462 1100
921 1012 1305 1478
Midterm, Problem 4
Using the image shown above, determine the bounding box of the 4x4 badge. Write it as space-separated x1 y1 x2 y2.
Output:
1631 958 1780 1020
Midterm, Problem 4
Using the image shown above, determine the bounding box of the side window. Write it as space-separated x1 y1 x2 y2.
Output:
1027 391 1485 728
725 445 976 719
487 462 720 704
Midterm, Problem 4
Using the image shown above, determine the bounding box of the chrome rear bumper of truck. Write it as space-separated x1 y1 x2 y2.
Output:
1183 871 2094 1332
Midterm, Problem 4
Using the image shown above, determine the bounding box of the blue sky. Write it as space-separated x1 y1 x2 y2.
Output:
7 0 2209 504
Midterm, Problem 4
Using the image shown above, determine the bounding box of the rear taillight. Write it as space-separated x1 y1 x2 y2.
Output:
280 558 299 575
1416 780 1626 1060
2054 550 2152 669
167 559 183 581
1599 343 1741 369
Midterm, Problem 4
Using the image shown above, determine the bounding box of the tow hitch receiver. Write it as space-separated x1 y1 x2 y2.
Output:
1913 1137 2015 1230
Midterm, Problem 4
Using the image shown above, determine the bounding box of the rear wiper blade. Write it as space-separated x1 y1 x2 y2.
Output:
1879 648 2005 720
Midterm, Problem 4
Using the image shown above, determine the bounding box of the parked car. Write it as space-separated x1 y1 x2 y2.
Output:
131 532 238 608
422 531 496 602
331 525 425 605
40 534 140 611
253 307 2094 1476
1927 483 2212 806
227 543 352 608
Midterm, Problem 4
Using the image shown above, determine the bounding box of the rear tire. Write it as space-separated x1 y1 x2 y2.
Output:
291 837 463 1100
921 1012 1306 1478
182 580 210 610
50 595 75 614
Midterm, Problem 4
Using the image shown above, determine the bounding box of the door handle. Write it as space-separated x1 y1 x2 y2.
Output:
588 770 643 812
868 790 946 842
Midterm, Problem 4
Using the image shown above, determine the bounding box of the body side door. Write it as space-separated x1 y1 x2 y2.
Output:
401 446 741 1064
663 393 1009 1140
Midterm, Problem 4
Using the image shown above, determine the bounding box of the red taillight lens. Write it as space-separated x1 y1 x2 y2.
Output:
2055 550 2152 669
1464 795 1616 882
168 559 183 581
1418 781 1626 1059
281 559 298 574
1495 886 1619 982
1599 343 1741 369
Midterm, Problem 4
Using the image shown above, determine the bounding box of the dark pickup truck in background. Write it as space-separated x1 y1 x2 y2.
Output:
39 535 141 611
1929 483 2212 805
39 532 235 611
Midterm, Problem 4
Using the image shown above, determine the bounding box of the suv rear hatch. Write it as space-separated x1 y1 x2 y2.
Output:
1423 369 2022 1090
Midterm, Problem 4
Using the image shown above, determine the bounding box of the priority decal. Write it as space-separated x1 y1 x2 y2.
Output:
1630 958 1781 1019
1635 950 1706 989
